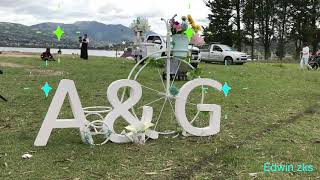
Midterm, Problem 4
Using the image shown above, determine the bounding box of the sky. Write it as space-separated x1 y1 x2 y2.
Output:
0 0 211 35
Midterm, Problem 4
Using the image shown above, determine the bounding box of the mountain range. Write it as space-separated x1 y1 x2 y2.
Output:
0 21 154 49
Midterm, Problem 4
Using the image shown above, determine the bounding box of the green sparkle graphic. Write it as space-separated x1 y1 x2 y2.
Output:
184 27 194 41
54 26 64 41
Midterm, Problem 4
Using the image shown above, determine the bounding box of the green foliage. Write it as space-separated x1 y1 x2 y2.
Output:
204 0 234 46
187 67 202 80
205 0 320 60
147 58 165 68
130 17 151 33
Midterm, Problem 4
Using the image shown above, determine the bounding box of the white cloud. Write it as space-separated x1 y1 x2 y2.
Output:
0 0 210 35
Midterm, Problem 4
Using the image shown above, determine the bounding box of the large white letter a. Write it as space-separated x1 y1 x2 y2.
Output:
34 79 86 146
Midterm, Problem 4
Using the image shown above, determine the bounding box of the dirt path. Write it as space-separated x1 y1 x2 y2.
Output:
0 51 38 58
0 62 65 76
0 62 33 68
172 104 319 179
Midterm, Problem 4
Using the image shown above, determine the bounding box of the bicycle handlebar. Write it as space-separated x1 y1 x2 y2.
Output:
171 14 177 20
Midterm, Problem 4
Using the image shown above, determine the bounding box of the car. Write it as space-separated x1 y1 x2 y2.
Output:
133 34 201 67
200 44 248 65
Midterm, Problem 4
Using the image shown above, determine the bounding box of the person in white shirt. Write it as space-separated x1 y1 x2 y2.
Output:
300 43 310 69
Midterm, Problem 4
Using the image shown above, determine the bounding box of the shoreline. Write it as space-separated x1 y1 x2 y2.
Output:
0 47 123 58
0 51 39 57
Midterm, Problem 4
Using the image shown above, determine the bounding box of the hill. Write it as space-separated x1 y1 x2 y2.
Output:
0 21 153 48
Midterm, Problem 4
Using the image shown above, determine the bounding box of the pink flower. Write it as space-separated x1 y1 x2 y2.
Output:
175 24 182 32
190 35 205 46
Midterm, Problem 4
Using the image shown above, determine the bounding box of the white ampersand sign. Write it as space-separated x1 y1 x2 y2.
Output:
104 79 159 143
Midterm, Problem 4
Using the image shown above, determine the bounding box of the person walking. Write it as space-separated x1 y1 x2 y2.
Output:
80 34 89 60
300 43 310 70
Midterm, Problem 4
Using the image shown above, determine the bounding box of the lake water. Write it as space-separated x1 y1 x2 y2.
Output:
0 47 124 57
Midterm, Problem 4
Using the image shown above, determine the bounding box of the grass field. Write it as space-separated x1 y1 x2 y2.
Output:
0 55 319 179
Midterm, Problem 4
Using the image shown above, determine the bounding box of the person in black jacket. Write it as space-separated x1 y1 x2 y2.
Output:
40 48 54 61
80 34 89 60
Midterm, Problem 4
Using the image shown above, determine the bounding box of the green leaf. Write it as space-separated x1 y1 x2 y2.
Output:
187 67 202 80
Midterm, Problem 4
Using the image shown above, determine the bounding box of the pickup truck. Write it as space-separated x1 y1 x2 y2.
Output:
200 44 248 65
133 34 201 67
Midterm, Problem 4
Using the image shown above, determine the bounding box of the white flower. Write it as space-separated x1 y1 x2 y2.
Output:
22 154 33 159
125 122 154 133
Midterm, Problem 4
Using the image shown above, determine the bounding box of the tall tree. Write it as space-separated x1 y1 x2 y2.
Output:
232 0 244 51
243 0 257 60
310 0 320 53
204 0 234 46
290 0 314 58
255 0 277 60
274 0 291 60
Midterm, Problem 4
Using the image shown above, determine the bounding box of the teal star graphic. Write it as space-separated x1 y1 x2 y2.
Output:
221 82 231 97
54 26 64 41
184 27 194 41
41 82 52 97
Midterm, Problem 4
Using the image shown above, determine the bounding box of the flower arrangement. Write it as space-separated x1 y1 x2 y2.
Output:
187 15 205 46
125 122 154 145
170 17 188 35
187 15 202 33
170 15 205 46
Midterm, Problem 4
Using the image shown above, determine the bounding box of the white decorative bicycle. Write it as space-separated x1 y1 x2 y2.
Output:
121 15 221 136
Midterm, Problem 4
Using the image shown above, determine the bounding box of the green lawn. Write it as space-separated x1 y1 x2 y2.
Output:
0 56 319 179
